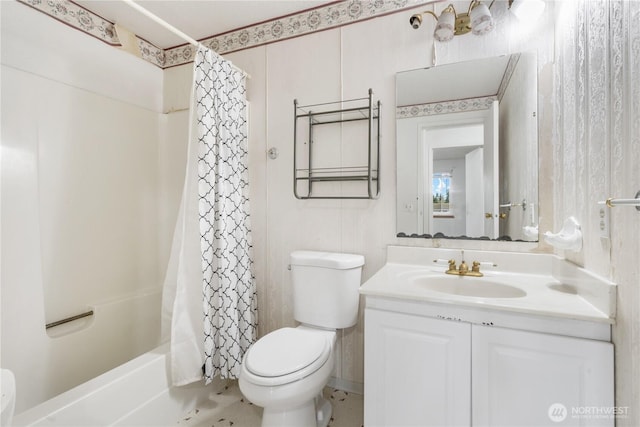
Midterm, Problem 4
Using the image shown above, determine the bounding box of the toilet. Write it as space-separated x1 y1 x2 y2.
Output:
1 369 16 426
239 250 364 427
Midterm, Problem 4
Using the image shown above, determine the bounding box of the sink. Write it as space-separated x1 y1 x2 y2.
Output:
359 247 616 321
410 276 527 299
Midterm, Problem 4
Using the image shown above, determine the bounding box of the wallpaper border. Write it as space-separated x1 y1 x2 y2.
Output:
17 0 435 69
396 96 498 119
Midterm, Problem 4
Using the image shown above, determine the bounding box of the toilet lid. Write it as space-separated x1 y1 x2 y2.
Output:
245 327 329 377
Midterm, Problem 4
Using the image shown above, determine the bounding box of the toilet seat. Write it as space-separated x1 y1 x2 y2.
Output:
243 327 332 387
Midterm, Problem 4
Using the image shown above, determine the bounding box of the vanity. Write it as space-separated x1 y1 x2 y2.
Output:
360 246 616 427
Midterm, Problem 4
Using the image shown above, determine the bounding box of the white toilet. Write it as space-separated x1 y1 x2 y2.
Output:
239 250 364 427
1 369 16 426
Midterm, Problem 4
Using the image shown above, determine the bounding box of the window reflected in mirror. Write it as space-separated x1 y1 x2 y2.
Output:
432 172 452 216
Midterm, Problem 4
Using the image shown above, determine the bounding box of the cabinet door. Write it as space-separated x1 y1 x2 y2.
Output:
364 308 471 427
472 325 614 427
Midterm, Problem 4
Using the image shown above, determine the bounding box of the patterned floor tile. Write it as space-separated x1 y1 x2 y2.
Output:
177 381 363 427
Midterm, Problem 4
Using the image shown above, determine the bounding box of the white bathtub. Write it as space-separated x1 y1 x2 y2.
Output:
13 343 217 426
5 286 169 414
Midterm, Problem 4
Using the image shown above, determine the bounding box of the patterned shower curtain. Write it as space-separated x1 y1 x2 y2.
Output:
161 46 257 386
195 47 257 383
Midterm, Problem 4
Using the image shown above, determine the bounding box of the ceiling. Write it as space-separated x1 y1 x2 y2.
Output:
397 54 512 106
73 1 334 49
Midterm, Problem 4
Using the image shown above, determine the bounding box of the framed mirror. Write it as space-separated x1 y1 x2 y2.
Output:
396 52 538 241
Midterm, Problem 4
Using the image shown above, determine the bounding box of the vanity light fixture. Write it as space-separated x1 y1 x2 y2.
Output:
409 0 495 42
410 0 546 42
509 0 546 21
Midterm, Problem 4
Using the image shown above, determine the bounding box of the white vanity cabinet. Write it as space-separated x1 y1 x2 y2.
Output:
364 308 471 427
364 306 614 427
472 325 613 427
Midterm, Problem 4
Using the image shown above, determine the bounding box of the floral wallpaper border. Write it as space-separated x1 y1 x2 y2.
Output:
164 0 430 68
18 0 119 44
396 96 497 119
496 53 519 101
17 0 434 69
17 0 166 67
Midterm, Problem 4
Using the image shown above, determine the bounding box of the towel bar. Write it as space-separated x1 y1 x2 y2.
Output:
46 310 94 329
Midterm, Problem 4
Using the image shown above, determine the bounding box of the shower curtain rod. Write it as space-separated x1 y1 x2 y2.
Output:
120 0 250 78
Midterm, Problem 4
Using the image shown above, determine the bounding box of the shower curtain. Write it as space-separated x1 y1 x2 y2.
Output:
161 46 257 386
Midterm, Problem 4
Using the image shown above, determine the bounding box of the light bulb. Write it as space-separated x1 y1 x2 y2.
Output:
470 1 494 35
434 8 455 42
510 0 546 22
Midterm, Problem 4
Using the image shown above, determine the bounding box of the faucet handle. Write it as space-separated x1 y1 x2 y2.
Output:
447 259 457 271
472 261 481 273
476 261 498 268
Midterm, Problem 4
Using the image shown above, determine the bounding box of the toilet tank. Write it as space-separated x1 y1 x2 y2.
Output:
290 251 365 329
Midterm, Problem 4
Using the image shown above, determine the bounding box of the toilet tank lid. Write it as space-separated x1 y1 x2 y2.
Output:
290 251 364 270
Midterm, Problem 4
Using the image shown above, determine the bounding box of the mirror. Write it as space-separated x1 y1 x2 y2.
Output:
396 52 538 241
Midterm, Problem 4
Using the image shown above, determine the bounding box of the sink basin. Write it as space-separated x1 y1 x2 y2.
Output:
410 276 527 299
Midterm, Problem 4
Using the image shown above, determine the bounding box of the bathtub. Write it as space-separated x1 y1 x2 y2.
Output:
12 342 217 426
6 287 167 414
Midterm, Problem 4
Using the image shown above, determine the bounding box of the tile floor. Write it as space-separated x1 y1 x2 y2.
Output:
177 380 363 427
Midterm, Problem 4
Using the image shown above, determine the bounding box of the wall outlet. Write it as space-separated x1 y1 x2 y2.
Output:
598 206 610 239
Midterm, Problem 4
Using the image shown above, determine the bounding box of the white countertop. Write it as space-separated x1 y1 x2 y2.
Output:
359 247 616 324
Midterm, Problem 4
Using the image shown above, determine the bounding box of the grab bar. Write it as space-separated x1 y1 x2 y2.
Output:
46 310 94 329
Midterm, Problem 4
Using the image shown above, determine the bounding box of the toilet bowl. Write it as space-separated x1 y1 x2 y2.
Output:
238 251 365 427
1 369 16 427
239 326 336 427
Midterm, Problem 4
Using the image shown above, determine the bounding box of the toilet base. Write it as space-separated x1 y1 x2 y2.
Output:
261 393 332 427
315 394 332 427
262 399 315 427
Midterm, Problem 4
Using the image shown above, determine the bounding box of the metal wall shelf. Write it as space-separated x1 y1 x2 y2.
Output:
293 89 380 199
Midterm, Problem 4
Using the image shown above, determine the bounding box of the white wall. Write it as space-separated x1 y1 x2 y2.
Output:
552 1 640 424
499 52 538 239
1 1 166 412
396 116 421 234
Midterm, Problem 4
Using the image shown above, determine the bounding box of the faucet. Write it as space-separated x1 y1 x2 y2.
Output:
445 250 484 277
